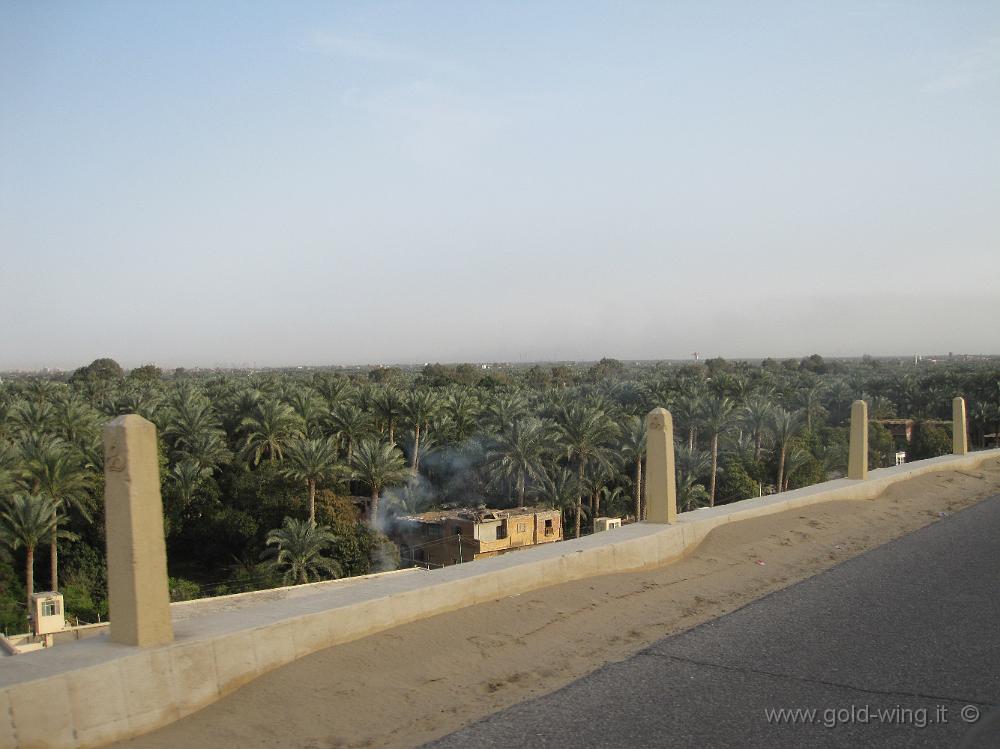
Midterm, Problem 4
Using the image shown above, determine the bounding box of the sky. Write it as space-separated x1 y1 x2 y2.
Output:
1 1 998 370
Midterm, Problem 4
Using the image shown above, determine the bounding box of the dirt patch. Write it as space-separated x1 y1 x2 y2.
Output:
112 458 1000 749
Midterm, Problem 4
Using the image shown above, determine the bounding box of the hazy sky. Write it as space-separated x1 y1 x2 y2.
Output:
2 1 998 369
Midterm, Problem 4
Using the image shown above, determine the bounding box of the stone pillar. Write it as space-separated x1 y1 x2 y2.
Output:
645 407 677 524
953 397 969 455
848 400 868 481
104 415 173 647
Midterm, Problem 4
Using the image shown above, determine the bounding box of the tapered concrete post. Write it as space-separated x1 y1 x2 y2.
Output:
104 415 173 647
848 400 868 481
953 397 969 455
645 407 677 524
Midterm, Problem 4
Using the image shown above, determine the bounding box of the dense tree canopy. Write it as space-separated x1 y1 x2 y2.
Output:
0 355 997 632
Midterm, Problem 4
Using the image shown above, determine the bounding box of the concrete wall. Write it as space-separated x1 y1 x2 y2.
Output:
1 448 998 749
477 509 561 554
533 510 561 544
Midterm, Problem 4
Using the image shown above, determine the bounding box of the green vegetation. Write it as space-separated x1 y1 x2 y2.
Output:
263 517 343 585
0 354 997 629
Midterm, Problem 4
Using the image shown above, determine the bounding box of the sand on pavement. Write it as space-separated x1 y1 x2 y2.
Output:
111 457 1000 749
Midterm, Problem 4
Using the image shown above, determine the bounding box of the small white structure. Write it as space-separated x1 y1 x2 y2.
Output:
895 451 907 466
593 517 622 533
32 591 65 644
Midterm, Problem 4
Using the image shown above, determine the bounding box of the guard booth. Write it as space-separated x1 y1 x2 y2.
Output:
31 591 65 646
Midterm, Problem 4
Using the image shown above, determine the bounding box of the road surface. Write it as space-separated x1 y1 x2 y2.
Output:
426 495 1000 748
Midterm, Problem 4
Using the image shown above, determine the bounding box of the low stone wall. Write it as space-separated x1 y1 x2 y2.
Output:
1 449 998 749
51 625 108 646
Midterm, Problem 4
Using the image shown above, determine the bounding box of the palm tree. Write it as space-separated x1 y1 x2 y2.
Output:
554 406 620 538
117 386 162 422
13 400 53 435
313 374 353 410
372 388 404 446
281 437 345 527
262 517 342 585
0 494 70 615
727 432 758 466
445 389 481 443
781 445 812 491
20 445 91 591
163 389 229 468
350 439 410 527
284 388 326 439
483 418 550 507
401 430 439 475
382 476 431 518
22 378 62 405
971 401 995 448
641 379 674 416
481 392 530 436
226 387 261 434
15 431 66 489
0 442 18 497
585 464 617 518
598 484 627 519
676 472 710 512
742 394 774 462
675 443 711 483
240 399 304 464
825 380 854 425
178 428 232 472
673 386 705 450
701 396 736 506
51 394 104 453
796 382 826 432
326 403 372 464
403 390 440 471
864 394 896 420
619 416 646 519
168 459 211 512
534 467 582 531
771 408 802 492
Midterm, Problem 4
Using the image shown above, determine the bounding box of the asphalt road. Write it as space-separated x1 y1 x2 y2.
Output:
425 495 1000 749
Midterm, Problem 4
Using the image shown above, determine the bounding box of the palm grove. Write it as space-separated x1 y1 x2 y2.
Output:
1 355 997 633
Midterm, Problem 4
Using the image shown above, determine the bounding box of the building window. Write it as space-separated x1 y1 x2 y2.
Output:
42 600 60 617
544 519 554 536
517 523 526 533
495 522 507 540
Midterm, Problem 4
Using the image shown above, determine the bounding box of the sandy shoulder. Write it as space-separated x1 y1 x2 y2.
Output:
113 458 1000 749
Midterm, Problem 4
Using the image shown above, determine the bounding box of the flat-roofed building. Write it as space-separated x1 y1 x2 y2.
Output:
391 506 562 568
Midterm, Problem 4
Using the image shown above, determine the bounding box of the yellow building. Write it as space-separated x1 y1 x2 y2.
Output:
392 507 562 568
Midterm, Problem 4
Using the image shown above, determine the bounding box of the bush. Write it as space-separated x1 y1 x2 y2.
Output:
868 421 896 469
716 456 760 504
785 453 827 490
370 534 400 573
62 581 106 624
169 576 202 602
908 421 951 461
0 560 26 634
